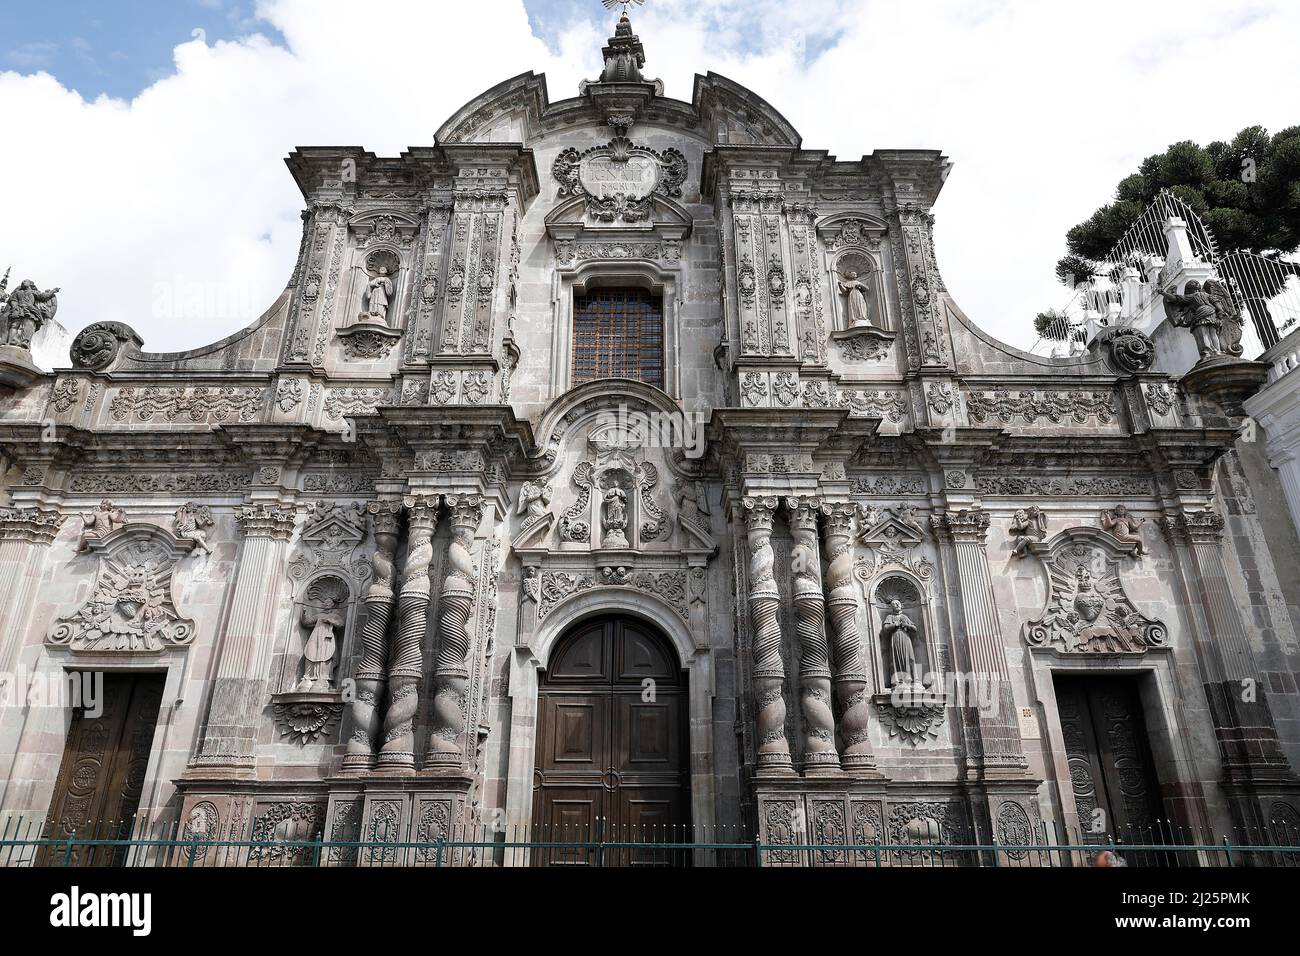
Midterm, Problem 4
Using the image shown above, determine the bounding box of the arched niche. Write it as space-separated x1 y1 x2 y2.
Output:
854 566 941 693
276 572 354 696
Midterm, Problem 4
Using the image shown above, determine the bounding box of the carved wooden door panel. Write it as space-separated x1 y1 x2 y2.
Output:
41 671 165 866
1054 675 1165 860
532 616 688 866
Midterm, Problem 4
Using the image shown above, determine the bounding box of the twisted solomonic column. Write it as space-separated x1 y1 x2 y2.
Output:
787 497 839 775
743 496 793 776
340 500 402 775
425 494 484 769
823 503 875 772
377 496 439 773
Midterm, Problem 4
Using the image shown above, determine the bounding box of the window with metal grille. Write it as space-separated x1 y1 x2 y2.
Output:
571 287 664 388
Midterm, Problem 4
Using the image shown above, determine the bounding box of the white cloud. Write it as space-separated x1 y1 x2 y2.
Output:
0 0 1295 354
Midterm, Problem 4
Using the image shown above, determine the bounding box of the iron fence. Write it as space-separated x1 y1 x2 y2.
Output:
3 815 1299 868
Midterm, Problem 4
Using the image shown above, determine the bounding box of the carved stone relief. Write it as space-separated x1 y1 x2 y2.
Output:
49 525 197 653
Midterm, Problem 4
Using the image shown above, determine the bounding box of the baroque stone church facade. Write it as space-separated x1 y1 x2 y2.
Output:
2 14 1299 863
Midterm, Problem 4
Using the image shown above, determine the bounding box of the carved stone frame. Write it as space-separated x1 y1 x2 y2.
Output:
503 590 716 863
546 259 683 401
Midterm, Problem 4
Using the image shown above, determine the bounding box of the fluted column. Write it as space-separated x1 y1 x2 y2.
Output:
822 502 875 772
743 496 793 776
425 494 484 769
1160 507 1293 785
339 500 402 775
932 508 1025 771
0 507 62 674
193 503 297 773
377 495 438 773
787 497 838 775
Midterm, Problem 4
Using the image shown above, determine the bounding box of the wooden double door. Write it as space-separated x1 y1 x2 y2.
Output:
532 615 689 865
1054 675 1167 856
41 671 165 866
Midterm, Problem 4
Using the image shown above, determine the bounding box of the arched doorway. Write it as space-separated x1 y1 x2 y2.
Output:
531 614 690 865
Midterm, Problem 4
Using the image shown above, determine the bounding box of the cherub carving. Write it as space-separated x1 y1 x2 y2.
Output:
516 481 553 525
173 502 214 555
78 499 126 551
1101 504 1146 556
675 479 710 522
1009 506 1047 558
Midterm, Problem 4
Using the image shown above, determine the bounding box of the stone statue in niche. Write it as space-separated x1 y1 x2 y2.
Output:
1009 506 1047 558
837 270 874 328
1 277 59 349
78 499 126 551
363 267 395 325
881 599 921 688
1101 504 1146 556
601 487 630 549
172 502 214 555
295 582 347 692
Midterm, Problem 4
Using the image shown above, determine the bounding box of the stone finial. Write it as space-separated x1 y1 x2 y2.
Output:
599 10 647 83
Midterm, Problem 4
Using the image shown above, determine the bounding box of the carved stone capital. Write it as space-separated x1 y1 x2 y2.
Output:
235 503 297 540
742 495 779 532
0 506 63 544
1159 507 1225 545
931 508 990 544
822 501 856 539
445 493 484 531
403 494 441 529
365 498 404 537
783 495 825 531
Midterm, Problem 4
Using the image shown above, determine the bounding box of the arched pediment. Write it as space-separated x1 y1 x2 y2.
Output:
692 72 802 147
435 72 549 145
532 377 683 470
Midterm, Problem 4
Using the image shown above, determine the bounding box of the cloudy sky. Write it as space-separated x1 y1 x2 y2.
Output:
1 0 1295 354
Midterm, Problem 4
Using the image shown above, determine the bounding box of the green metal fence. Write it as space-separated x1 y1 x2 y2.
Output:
4 815 1299 868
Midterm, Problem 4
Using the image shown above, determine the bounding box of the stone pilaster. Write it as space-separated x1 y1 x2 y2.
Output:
377 495 439 773
191 503 297 776
0 507 62 674
1159 507 1296 807
786 497 838 775
931 508 1026 773
425 494 484 770
742 495 793 776
339 500 403 776
821 502 875 773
